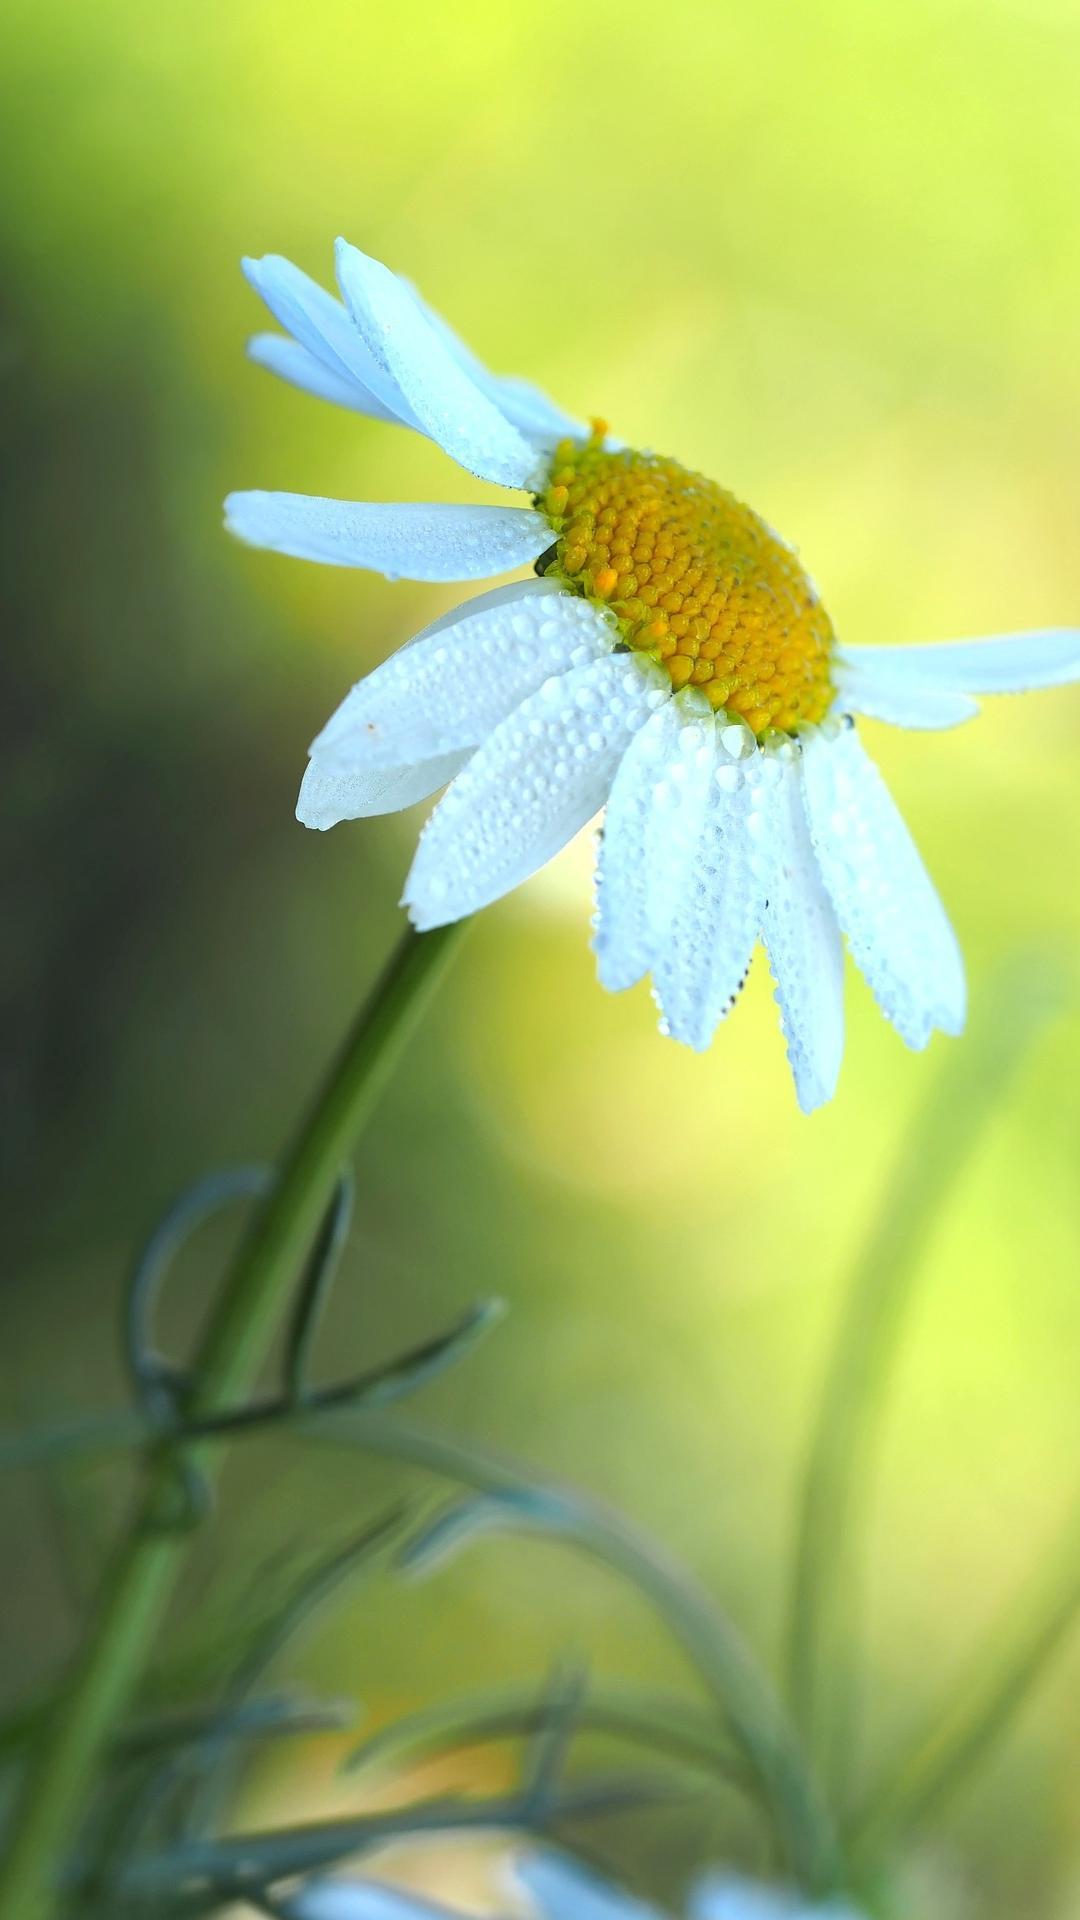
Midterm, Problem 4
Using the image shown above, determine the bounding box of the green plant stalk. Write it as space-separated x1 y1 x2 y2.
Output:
784 959 1060 1803
0 922 463 1920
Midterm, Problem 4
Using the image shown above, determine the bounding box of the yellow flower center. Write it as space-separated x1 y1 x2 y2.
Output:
537 428 834 737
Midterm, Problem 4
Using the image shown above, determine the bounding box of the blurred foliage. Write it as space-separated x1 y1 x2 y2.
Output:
1 0 1079 1914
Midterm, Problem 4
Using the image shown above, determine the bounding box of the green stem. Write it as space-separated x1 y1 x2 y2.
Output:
0 922 463 1920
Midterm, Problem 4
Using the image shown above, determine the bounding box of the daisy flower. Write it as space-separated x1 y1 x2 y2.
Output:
226 239 1080 1110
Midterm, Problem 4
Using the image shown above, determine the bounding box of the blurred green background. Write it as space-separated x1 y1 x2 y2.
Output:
2 0 1079 1913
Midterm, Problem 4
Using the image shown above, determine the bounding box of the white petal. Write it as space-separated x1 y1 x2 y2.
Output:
481 372 589 447
296 750 466 828
334 239 544 489
838 629 1080 699
652 730 766 1051
513 1852 664 1920
243 254 416 425
312 580 615 770
247 332 404 423
403 654 668 929
289 1879 460 1920
403 278 589 448
833 661 978 731
594 691 712 994
800 722 965 1049
758 752 845 1112
224 493 551 581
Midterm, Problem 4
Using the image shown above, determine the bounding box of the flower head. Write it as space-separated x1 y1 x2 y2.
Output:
226 239 1080 1110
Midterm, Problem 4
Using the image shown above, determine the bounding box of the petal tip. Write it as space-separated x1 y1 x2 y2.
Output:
795 1077 834 1115
400 888 449 934
222 490 265 542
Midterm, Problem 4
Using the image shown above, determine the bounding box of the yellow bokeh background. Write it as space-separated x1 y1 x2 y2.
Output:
2 0 1079 1913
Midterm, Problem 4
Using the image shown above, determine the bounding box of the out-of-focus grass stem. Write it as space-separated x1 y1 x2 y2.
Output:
849 1493 1080 1857
784 956 1061 1807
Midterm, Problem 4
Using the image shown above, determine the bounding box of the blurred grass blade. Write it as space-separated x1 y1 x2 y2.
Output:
399 1488 575 1572
0 1302 505 1472
223 1504 406 1701
83 1695 356 1893
340 1298 506 1410
784 954 1062 1802
107 1777 697 1905
315 1421 838 1895
0 1411 149 1470
178 1505 406 1841
520 1659 589 1814
850 1493 1080 1856
344 1679 746 1787
114 1694 355 1762
87 1502 403 1880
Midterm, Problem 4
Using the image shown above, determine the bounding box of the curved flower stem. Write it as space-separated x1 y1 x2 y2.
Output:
0 922 464 1920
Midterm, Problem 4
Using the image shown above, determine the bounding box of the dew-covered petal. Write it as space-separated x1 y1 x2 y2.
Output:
403 654 668 929
243 254 416 424
247 332 405 422
833 659 978 731
289 1877 464 1919
334 239 544 489
758 751 845 1112
513 1850 664 1920
312 580 615 770
838 629 1080 700
483 372 589 447
224 493 552 581
296 750 467 828
800 722 965 1049
404 279 589 448
593 691 712 994
652 721 765 1052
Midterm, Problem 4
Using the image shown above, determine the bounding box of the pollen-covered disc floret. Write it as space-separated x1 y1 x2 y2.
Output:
538 430 835 737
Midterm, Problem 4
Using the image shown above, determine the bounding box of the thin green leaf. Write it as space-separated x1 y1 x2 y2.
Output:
343 1679 746 1788
224 1505 406 1702
520 1660 589 1815
283 1173 354 1403
0 1411 148 1471
302 1420 838 1896
124 1166 272 1421
0 1301 505 1473
115 1695 355 1762
177 1506 406 1842
106 1777 697 1907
